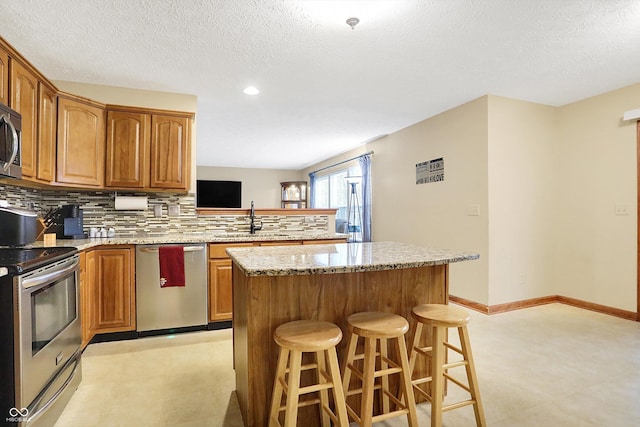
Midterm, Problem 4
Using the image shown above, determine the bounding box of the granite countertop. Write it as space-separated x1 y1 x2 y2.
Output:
226 241 479 276
25 232 347 251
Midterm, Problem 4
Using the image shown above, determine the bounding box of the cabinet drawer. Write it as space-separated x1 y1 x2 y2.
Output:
208 243 254 259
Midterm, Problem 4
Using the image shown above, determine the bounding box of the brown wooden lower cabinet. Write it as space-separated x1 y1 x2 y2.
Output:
208 243 253 322
207 239 345 322
93 246 136 333
208 259 233 321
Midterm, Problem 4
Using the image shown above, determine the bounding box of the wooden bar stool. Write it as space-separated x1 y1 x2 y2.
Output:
342 311 418 427
269 320 349 427
409 304 486 427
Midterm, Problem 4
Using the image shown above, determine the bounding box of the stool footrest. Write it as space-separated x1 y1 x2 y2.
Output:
443 398 477 412
412 384 432 401
345 384 381 397
444 372 472 393
443 359 467 370
372 408 411 423
444 341 463 355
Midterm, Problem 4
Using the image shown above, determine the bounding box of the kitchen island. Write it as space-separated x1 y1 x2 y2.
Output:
227 241 478 427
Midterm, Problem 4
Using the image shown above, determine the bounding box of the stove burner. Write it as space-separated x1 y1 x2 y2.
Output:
0 247 78 274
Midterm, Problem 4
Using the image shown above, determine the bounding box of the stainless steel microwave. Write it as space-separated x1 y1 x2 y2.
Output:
0 102 22 179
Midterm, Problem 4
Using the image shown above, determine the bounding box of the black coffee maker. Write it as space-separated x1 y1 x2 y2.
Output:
49 204 86 239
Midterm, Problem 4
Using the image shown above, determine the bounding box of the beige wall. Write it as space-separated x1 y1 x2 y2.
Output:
303 83 640 313
303 97 491 305
53 80 199 191
554 84 640 311
487 96 557 305
196 166 303 209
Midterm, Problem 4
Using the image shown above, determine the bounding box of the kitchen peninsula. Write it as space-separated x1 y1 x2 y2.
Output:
227 241 479 427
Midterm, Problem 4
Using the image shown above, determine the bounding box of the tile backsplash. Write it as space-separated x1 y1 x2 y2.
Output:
0 184 329 235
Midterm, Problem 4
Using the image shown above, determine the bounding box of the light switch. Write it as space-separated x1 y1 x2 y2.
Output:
153 205 163 217
465 205 480 216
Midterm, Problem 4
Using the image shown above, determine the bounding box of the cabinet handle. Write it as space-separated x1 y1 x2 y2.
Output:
0 114 19 172
138 246 204 253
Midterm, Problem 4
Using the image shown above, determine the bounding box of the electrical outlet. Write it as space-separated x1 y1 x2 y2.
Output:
168 204 180 217
615 204 630 215
465 205 480 216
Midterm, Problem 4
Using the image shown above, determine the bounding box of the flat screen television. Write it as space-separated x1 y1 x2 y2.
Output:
196 180 242 208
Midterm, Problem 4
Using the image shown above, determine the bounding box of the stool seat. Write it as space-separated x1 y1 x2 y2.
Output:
412 303 470 328
274 320 343 352
347 311 409 338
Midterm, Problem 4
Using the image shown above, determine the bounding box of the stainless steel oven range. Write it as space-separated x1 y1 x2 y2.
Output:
0 247 81 427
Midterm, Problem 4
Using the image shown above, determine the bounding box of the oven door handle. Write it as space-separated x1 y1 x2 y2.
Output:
21 257 79 290
0 113 19 172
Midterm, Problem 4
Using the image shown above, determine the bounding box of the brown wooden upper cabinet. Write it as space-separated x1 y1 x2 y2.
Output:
105 110 150 188
37 81 57 182
9 59 38 178
56 94 106 187
0 44 8 106
106 107 192 191
150 114 191 190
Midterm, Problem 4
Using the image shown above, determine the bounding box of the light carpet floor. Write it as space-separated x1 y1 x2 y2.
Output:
55 303 640 426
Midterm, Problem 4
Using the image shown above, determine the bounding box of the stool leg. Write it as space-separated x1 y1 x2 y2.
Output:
458 326 486 427
269 348 290 426
396 335 419 427
408 322 424 377
431 326 445 427
326 347 350 427
284 350 303 427
379 337 390 414
316 350 331 427
342 333 358 411
360 337 376 427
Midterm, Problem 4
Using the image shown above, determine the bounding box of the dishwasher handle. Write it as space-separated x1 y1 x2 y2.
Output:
138 246 205 253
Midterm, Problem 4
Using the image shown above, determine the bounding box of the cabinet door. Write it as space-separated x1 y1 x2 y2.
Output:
208 259 233 321
94 248 135 332
10 60 38 178
37 82 57 182
150 114 190 190
0 45 8 106
105 110 150 188
57 97 105 187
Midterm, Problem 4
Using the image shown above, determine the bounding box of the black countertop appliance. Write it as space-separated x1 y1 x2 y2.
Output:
0 205 38 246
51 204 86 239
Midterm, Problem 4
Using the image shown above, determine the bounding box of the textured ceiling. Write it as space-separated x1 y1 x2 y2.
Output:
2 0 640 169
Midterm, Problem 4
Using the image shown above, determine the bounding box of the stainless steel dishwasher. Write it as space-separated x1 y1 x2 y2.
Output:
136 244 208 333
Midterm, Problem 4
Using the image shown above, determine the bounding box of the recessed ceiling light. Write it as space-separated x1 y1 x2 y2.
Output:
243 86 260 95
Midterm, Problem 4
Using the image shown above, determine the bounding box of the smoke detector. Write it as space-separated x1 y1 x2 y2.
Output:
346 17 360 30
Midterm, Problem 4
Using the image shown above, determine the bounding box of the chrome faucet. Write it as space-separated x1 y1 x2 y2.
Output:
249 201 262 234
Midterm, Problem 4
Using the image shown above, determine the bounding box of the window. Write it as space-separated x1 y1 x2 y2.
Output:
312 164 363 241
